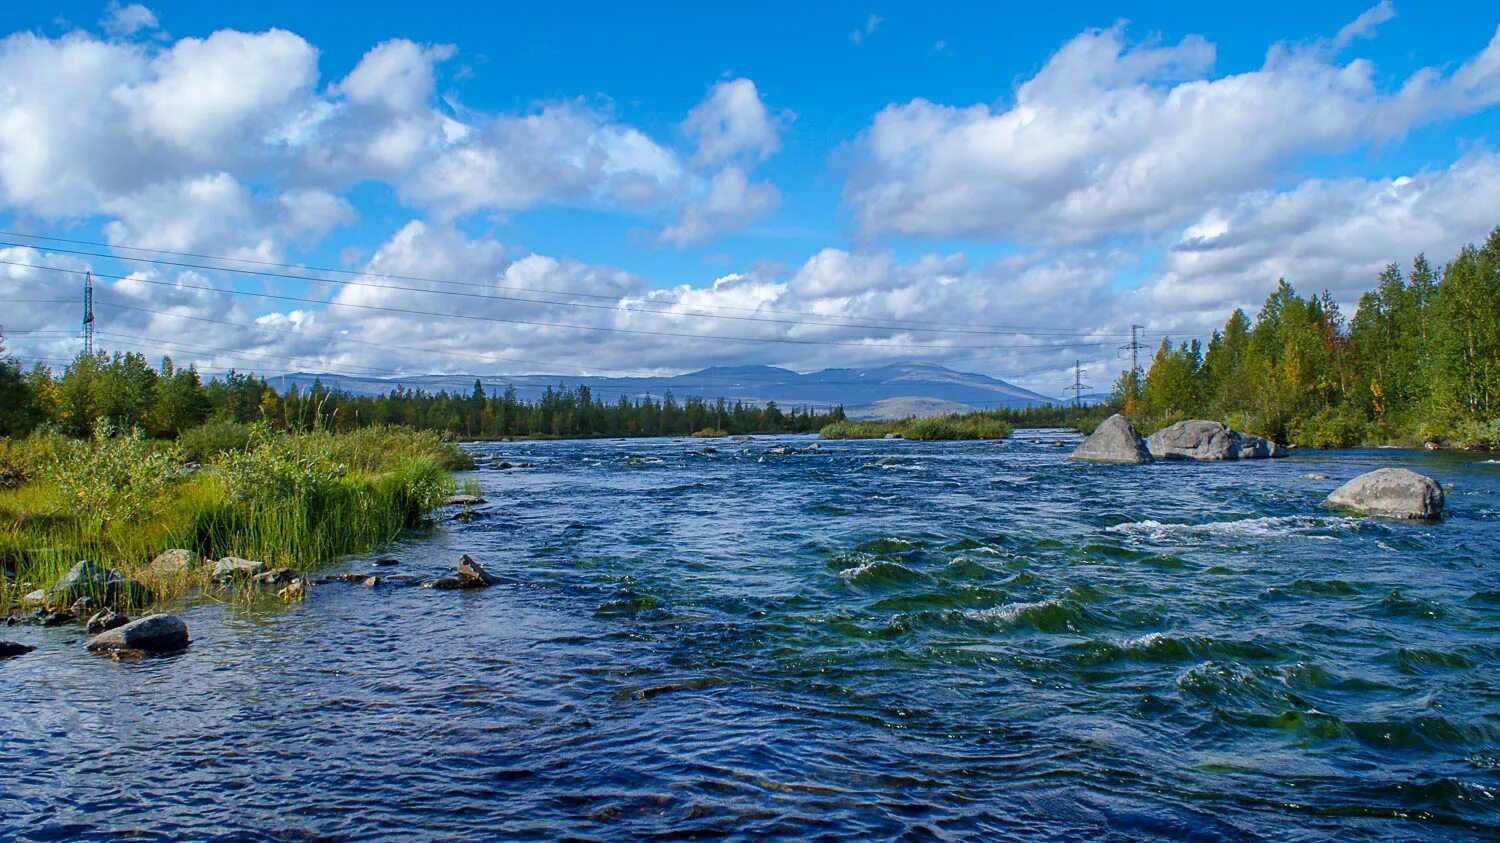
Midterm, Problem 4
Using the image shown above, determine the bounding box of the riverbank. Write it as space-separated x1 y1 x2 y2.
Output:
0 425 469 613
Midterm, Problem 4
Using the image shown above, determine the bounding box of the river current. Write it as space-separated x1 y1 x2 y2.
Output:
1 430 1497 840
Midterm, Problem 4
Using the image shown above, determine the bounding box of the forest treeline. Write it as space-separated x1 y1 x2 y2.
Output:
1127 229 1500 447
0 350 842 440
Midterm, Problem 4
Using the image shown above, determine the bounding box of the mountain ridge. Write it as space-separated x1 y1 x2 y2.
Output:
271 362 1064 416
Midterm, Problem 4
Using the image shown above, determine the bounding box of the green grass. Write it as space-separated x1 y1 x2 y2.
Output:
0 424 469 613
819 414 1013 441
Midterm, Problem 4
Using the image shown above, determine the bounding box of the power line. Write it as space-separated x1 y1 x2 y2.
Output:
0 258 1121 352
0 234 1123 339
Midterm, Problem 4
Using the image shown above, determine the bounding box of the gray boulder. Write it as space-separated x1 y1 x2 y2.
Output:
250 567 298 586
23 561 152 610
147 549 202 576
1324 468 1444 519
1070 414 1152 464
1146 420 1286 461
212 557 266 582
84 614 189 654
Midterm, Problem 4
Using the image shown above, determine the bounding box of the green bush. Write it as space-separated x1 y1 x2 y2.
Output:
178 418 253 463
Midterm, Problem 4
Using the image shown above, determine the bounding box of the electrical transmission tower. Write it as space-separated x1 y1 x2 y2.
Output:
1066 359 1090 407
1117 324 1144 396
82 270 95 356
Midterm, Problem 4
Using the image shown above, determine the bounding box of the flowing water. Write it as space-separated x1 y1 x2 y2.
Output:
2 430 1498 840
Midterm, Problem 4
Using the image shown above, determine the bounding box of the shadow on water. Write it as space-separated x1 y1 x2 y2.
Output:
1 433 1498 840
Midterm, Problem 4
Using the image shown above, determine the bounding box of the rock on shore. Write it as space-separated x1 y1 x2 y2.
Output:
23 561 152 610
84 614 189 654
1069 414 1152 464
1324 468 1445 519
1146 420 1287 461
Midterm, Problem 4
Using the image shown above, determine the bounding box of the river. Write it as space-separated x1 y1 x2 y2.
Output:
1 430 1497 840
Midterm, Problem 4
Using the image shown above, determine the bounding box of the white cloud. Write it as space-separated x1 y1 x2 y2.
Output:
660 165 780 247
101 3 159 38
682 78 784 166
335 39 456 114
117 28 319 157
845 21 1500 242
1332 2 1395 52
1139 151 1500 331
851 14 883 45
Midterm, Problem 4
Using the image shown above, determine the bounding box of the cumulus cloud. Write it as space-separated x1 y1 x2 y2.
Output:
660 78 787 246
1139 151 1500 332
0 27 759 253
660 165 780 247
682 78 785 166
844 19 1500 243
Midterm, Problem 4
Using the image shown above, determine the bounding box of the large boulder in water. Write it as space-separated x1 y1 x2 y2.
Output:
83 614 189 654
1069 414 1152 464
1324 468 1444 520
422 554 499 590
1146 420 1287 461
23 561 152 610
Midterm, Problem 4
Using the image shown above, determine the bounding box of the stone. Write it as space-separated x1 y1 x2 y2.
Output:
423 554 498 590
250 567 298 586
883 433 903 440
1069 414 1152 464
373 558 400 567
147 549 202 576
362 576 380 587
1301 473 1328 480
69 596 95 616
212 557 266 582
277 579 306 602
24 561 152 610
86 610 129 634
84 614 189 654
1145 420 1287 461
766 446 795 455
1324 468 1445 520
0 641 35 659
443 494 485 506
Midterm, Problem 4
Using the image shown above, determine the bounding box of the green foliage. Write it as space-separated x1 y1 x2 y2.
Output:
1130 230 1500 448
819 414 1012 440
178 418 254 463
41 422 180 534
0 426 458 613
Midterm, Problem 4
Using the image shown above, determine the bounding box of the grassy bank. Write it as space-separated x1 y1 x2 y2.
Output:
0 423 471 613
820 413 1013 441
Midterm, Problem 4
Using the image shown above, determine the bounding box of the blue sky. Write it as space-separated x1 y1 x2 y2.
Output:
1 1 1498 394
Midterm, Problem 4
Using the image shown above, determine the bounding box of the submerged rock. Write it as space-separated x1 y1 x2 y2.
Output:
212 557 266 582
250 567 299 586
1069 414 1152 464
277 579 307 602
24 561 152 610
84 614 188 654
147 549 202 576
883 433 903 440
0 641 35 658
1145 420 1286 461
1324 468 1445 520
443 494 485 506
422 554 499 590
766 445 796 455
86 609 129 634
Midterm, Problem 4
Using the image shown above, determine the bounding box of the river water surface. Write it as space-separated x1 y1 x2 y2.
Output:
1 431 1498 840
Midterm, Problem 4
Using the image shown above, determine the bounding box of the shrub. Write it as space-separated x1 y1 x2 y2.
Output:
178 418 253 463
691 427 727 438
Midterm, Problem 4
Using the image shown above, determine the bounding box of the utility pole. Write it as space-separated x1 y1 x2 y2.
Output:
1066 360 1089 408
82 270 95 357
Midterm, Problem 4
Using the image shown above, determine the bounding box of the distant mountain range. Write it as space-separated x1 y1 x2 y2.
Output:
272 362 1071 418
